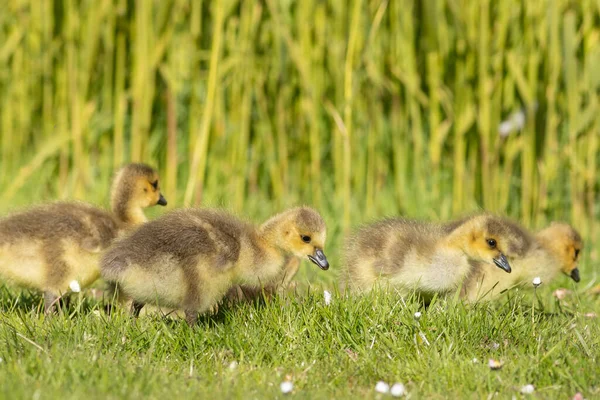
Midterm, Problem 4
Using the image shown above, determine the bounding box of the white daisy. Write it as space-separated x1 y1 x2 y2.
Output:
375 381 390 394
280 381 293 394
390 383 406 397
69 280 81 293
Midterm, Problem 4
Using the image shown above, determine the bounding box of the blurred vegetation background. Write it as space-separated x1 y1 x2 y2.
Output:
1 0 599 268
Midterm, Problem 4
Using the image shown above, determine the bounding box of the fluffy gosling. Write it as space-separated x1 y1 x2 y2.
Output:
100 206 329 325
461 222 583 301
343 215 526 297
0 163 166 311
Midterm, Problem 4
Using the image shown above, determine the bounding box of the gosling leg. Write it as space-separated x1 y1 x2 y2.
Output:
184 309 198 326
280 258 300 288
130 301 145 318
44 291 59 314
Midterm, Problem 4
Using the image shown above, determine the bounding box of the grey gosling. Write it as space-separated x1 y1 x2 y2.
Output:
100 206 329 325
343 215 526 298
461 222 583 301
0 163 166 311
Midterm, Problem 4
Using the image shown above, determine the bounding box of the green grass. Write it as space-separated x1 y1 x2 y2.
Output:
1 0 600 397
0 280 598 399
0 181 598 399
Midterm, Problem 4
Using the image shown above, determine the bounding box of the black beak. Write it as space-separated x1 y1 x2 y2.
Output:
570 268 580 283
157 194 167 206
493 253 511 273
308 248 329 270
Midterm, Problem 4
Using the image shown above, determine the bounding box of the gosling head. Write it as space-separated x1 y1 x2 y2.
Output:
261 207 329 270
111 163 167 223
537 222 583 283
449 215 533 274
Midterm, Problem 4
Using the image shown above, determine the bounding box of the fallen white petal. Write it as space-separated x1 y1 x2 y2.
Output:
375 381 390 394
280 381 293 394
69 280 81 293
520 384 535 394
414 311 422 320
390 383 406 397
472 357 479 363
553 288 571 300
324 290 332 306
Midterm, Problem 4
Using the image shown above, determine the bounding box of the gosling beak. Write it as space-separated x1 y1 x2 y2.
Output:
493 253 511 273
570 268 580 283
157 194 168 206
308 248 329 271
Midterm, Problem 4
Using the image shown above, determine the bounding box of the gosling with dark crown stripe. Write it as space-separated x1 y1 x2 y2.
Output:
461 221 584 301
342 214 527 297
100 206 328 325
0 163 166 311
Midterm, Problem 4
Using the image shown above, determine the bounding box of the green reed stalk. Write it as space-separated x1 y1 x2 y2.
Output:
184 1 225 206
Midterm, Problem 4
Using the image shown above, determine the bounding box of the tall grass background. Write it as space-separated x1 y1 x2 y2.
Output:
1 0 599 273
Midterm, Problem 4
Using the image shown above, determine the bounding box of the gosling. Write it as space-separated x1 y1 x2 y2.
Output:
0 163 166 311
343 215 526 298
100 206 329 325
461 222 583 301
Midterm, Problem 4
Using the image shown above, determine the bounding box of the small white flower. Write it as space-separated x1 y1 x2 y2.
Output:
532 277 542 288
472 357 479 363
375 381 390 394
414 311 422 320
0 357 3 363
280 381 293 394
520 384 535 394
228 361 238 371
69 280 81 293
390 383 406 397
488 359 503 370
324 290 332 306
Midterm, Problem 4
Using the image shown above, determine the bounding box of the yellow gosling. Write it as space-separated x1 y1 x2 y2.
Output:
100 206 329 325
343 215 528 299
462 222 583 301
0 163 166 311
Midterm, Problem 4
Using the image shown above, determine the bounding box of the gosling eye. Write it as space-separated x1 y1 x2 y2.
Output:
151 180 158 190
301 235 311 244
574 249 580 259
486 238 497 249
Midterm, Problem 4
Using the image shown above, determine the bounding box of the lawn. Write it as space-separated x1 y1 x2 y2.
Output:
0 254 598 399
1 1 600 397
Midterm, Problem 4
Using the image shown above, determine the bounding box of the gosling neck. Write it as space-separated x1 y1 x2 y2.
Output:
525 234 562 282
258 210 294 254
442 221 476 253
235 227 291 286
111 188 147 227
